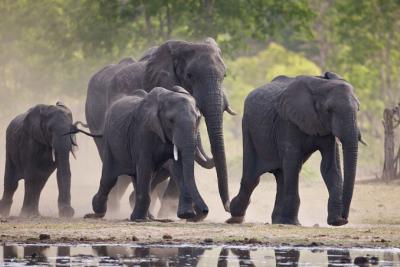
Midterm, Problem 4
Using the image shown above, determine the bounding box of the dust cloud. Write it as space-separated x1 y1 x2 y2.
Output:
0 95 337 226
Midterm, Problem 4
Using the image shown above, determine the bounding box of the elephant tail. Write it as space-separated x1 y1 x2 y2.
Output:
63 123 103 138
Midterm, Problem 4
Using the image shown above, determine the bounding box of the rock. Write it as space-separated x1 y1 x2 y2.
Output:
369 256 379 264
204 238 213 243
162 234 172 240
132 235 139 241
354 256 369 266
313 223 320 228
39 234 50 240
248 237 259 244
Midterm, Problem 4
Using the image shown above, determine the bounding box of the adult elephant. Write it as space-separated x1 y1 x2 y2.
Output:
85 38 232 214
227 72 363 226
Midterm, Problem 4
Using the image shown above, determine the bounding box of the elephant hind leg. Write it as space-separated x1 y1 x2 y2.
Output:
0 155 19 217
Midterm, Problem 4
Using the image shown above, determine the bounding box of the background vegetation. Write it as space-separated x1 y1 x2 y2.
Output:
1 0 399 179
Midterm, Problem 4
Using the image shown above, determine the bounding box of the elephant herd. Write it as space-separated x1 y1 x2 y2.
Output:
0 38 362 226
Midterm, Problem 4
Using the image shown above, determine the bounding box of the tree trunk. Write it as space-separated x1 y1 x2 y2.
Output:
382 104 400 181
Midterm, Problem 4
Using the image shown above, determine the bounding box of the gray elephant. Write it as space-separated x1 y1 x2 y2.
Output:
0 102 94 217
227 72 363 226
85 38 234 215
84 87 208 221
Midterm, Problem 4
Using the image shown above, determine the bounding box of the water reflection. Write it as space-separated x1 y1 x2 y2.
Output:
1 244 397 266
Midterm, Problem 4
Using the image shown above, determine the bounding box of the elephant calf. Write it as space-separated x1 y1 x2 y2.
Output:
85 86 208 221
228 72 363 226
0 102 93 218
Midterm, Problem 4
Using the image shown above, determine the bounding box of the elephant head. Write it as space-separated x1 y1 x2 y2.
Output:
142 86 208 217
277 73 360 222
23 102 79 162
143 38 232 211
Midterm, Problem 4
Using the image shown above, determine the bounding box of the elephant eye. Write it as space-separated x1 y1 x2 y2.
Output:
186 72 193 80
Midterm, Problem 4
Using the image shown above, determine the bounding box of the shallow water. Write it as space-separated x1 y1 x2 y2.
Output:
0 244 399 266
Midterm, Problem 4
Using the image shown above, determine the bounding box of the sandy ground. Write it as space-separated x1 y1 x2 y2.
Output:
1 181 400 248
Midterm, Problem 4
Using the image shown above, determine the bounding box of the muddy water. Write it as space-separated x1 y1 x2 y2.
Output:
0 244 399 266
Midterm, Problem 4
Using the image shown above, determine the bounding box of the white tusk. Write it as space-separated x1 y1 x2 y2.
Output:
52 149 56 162
196 146 207 162
173 144 179 161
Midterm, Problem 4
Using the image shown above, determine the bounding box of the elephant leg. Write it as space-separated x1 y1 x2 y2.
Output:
320 142 347 226
227 131 261 224
158 169 179 218
130 164 152 221
20 174 48 217
108 175 131 213
0 156 19 217
171 159 196 219
280 157 302 225
271 169 285 224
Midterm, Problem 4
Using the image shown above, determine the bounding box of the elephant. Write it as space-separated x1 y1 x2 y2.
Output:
0 102 94 218
227 72 363 226
84 87 208 221
85 38 234 215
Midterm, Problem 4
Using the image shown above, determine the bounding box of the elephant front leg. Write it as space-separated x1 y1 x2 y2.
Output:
279 157 302 225
171 159 196 219
271 169 285 224
130 163 153 221
56 160 74 218
320 143 347 226
20 175 48 217
85 160 118 219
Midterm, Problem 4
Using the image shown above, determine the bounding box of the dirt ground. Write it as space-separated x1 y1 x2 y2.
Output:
1 181 400 248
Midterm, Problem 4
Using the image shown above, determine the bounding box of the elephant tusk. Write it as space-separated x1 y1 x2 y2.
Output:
173 144 179 161
359 138 368 146
225 105 237 116
52 149 56 162
196 146 207 162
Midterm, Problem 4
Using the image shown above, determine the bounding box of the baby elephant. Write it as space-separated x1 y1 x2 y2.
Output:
85 86 208 221
0 102 93 218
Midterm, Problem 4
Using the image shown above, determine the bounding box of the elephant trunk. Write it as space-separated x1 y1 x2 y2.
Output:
201 82 230 212
195 131 214 169
338 115 359 220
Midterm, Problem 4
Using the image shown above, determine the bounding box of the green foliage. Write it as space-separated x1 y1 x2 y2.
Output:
224 43 320 114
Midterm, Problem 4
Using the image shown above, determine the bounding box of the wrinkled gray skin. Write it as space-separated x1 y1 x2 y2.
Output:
228 72 361 226
0 102 79 218
84 87 208 221
85 38 232 216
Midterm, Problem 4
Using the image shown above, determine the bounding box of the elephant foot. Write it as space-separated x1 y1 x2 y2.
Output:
0 200 11 217
273 217 301 226
225 216 244 224
177 210 196 219
93 193 107 214
20 208 40 218
328 217 348 226
187 212 208 222
84 212 105 219
59 206 75 218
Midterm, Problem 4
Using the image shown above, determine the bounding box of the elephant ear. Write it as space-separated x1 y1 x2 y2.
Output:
143 88 167 143
23 105 48 145
143 40 192 91
277 79 326 136
170 85 190 95
324 71 343 80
